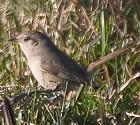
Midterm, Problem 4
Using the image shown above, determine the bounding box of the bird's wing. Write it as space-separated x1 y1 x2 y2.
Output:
40 53 87 84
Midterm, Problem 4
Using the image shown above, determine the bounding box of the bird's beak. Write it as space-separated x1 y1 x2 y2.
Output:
8 38 18 42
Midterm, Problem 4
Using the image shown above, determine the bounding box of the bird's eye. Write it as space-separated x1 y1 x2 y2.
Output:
24 37 30 42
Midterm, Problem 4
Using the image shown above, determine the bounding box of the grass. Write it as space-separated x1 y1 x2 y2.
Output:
0 0 140 124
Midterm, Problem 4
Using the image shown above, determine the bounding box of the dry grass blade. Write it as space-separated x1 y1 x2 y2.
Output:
2 97 16 125
119 72 140 92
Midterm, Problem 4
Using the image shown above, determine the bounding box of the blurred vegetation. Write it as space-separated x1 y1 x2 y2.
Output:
0 0 140 124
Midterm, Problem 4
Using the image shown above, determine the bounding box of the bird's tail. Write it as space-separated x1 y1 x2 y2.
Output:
86 41 139 81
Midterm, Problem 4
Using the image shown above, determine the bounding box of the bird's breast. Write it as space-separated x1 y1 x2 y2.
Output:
28 58 63 90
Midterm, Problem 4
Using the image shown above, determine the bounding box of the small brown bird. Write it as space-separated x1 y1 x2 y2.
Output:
9 31 138 101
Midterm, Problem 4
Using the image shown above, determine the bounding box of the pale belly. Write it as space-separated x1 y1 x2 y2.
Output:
28 60 62 90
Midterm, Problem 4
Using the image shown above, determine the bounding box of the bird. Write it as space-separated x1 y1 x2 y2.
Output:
9 31 138 101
